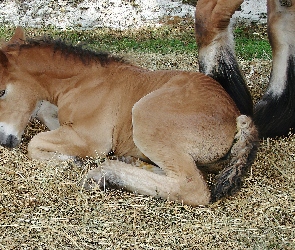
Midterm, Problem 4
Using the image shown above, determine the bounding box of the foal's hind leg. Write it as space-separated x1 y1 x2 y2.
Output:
254 0 295 137
82 151 210 206
82 86 226 206
82 159 177 197
195 0 253 116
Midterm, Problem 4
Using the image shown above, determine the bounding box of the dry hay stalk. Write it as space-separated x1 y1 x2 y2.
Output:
0 53 294 249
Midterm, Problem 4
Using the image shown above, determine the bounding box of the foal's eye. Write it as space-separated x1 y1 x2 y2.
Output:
0 90 5 97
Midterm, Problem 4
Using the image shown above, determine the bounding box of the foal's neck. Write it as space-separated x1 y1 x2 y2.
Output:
23 47 103 76
17 47 110 104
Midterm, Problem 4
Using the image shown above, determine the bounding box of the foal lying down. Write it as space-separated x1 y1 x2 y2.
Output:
0 28 258 206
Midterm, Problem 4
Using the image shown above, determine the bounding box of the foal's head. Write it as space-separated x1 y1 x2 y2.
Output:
0 27 126 148
0 27 40 148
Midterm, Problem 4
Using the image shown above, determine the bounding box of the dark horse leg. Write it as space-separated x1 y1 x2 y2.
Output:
195 0 253 117
254 0 295 138
195 0 259 202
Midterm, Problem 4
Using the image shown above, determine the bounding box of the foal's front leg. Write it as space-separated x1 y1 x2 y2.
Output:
27 126 89 161
32 100 60 130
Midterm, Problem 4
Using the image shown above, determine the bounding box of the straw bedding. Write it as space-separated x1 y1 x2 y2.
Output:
0 52 294 249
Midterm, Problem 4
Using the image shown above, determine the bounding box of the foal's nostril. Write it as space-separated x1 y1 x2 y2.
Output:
0 131 20 148
5 134 20 148
0 133 20 148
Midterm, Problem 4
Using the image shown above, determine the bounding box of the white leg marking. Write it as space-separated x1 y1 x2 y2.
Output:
32 100 60 130
198 26 235 75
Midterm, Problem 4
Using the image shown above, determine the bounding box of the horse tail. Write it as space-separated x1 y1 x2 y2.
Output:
211 115 259 202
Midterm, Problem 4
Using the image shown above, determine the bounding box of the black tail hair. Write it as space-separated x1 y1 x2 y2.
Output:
211 115 259 202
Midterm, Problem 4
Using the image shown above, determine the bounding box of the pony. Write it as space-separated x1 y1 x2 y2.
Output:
195 0 295 138
0 27 258 206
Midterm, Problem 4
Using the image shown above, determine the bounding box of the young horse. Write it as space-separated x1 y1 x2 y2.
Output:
0 27 258 206
195 0 295 138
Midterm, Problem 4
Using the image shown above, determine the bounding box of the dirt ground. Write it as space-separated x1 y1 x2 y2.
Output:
0 51 294 249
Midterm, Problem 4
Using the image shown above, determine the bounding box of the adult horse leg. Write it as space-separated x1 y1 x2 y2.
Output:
195 0 253 116
254 0 295 137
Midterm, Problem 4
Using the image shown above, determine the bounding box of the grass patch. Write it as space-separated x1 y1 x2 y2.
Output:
0 23 271 60
236 39 271 60
234 23 272 60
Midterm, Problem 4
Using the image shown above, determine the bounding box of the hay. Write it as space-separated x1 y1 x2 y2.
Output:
1 52 295 249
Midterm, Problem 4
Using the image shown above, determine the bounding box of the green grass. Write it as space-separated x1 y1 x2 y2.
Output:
234 24 272 60
0 23 271 60
236 39 271 60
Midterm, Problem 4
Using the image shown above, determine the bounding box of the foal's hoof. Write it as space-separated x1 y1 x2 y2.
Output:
73 156 84 166
79 167 103 190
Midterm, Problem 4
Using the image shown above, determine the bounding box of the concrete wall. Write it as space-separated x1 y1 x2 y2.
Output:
0 0 267 30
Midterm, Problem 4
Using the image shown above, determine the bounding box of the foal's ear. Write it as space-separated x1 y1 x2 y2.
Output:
8 27 26 45
0 51 8 67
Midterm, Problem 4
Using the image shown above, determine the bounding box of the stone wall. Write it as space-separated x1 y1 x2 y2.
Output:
0 0 267 30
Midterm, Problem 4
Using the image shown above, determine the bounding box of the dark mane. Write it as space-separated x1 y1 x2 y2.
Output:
15 36 126 66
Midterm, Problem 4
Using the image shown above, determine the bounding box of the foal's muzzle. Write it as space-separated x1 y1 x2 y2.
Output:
0 133 20 148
